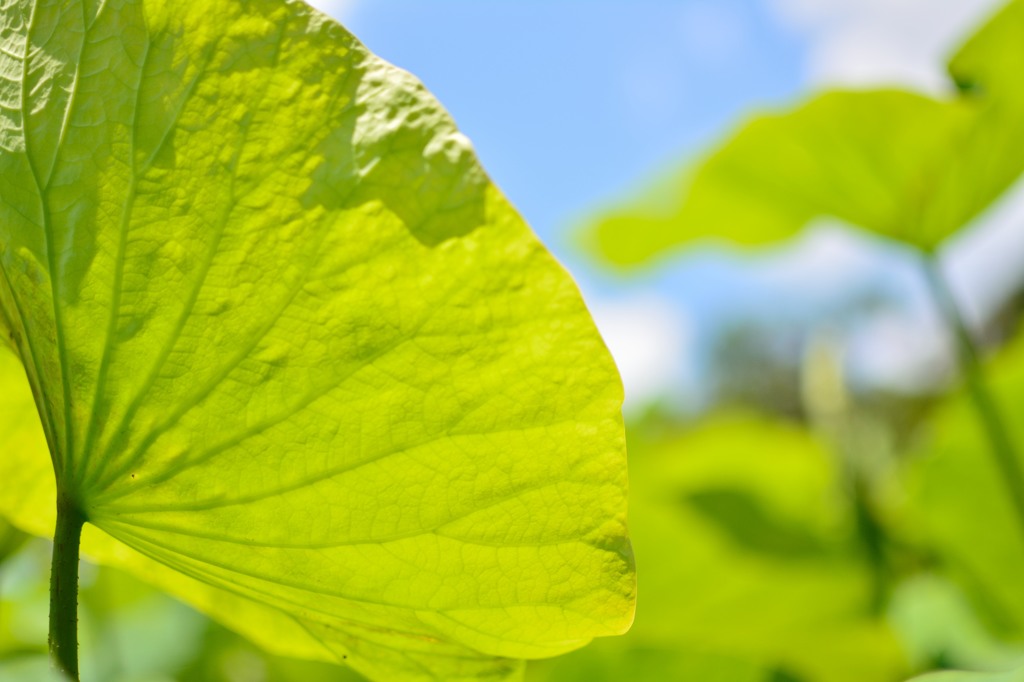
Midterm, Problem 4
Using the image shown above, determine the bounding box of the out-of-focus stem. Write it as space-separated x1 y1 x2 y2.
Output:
923 256 1024 539
48 492 84 680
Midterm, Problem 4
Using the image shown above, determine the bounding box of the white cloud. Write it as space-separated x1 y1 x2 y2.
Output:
753 223 888 293
943 180 1024 331
587 294 693 412
847 311 953 393
772 0 1003 93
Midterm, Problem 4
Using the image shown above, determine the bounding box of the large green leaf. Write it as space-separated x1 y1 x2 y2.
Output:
0 1 634 680
582 0 1024 267
536 414 907 682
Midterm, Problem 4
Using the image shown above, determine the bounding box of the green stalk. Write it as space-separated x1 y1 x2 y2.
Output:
923 256 1024 537
49 493 84 680
851 473 889 614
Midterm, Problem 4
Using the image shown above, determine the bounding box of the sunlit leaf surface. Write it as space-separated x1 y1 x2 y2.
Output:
0 1 634 679
525 415 907 682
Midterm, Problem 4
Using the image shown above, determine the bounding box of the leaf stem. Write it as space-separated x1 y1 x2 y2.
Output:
923 255 1024 537
49 493 84 680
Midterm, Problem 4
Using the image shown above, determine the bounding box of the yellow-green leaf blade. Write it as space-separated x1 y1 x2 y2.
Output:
0 1 634 679
583 90 1009 266
582 1 1024 268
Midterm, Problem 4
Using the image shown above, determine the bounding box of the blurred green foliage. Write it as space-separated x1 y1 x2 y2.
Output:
908 667 1024 682
0 536 363 681
570 0 1024 680
583 1 1024 266
948 0 1024 101
905 337 1024 644
6 0 1024 680
533 415 906 682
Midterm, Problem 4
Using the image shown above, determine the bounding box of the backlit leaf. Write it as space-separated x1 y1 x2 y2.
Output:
0 1 634 680
532 414 907 682
582 1 1024 267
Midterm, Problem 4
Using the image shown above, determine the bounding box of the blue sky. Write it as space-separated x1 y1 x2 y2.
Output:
317 1 803 255
307 0 1022 408
320 2 804 255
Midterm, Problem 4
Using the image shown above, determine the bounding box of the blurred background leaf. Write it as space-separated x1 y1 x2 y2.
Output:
581 0 1024 267
903 337 1024 652
532 415 907 682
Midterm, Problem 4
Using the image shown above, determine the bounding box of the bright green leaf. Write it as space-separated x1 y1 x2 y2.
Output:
582 1 1024 267
584 90 1020 266
0 1 634 680
566 414 906 682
